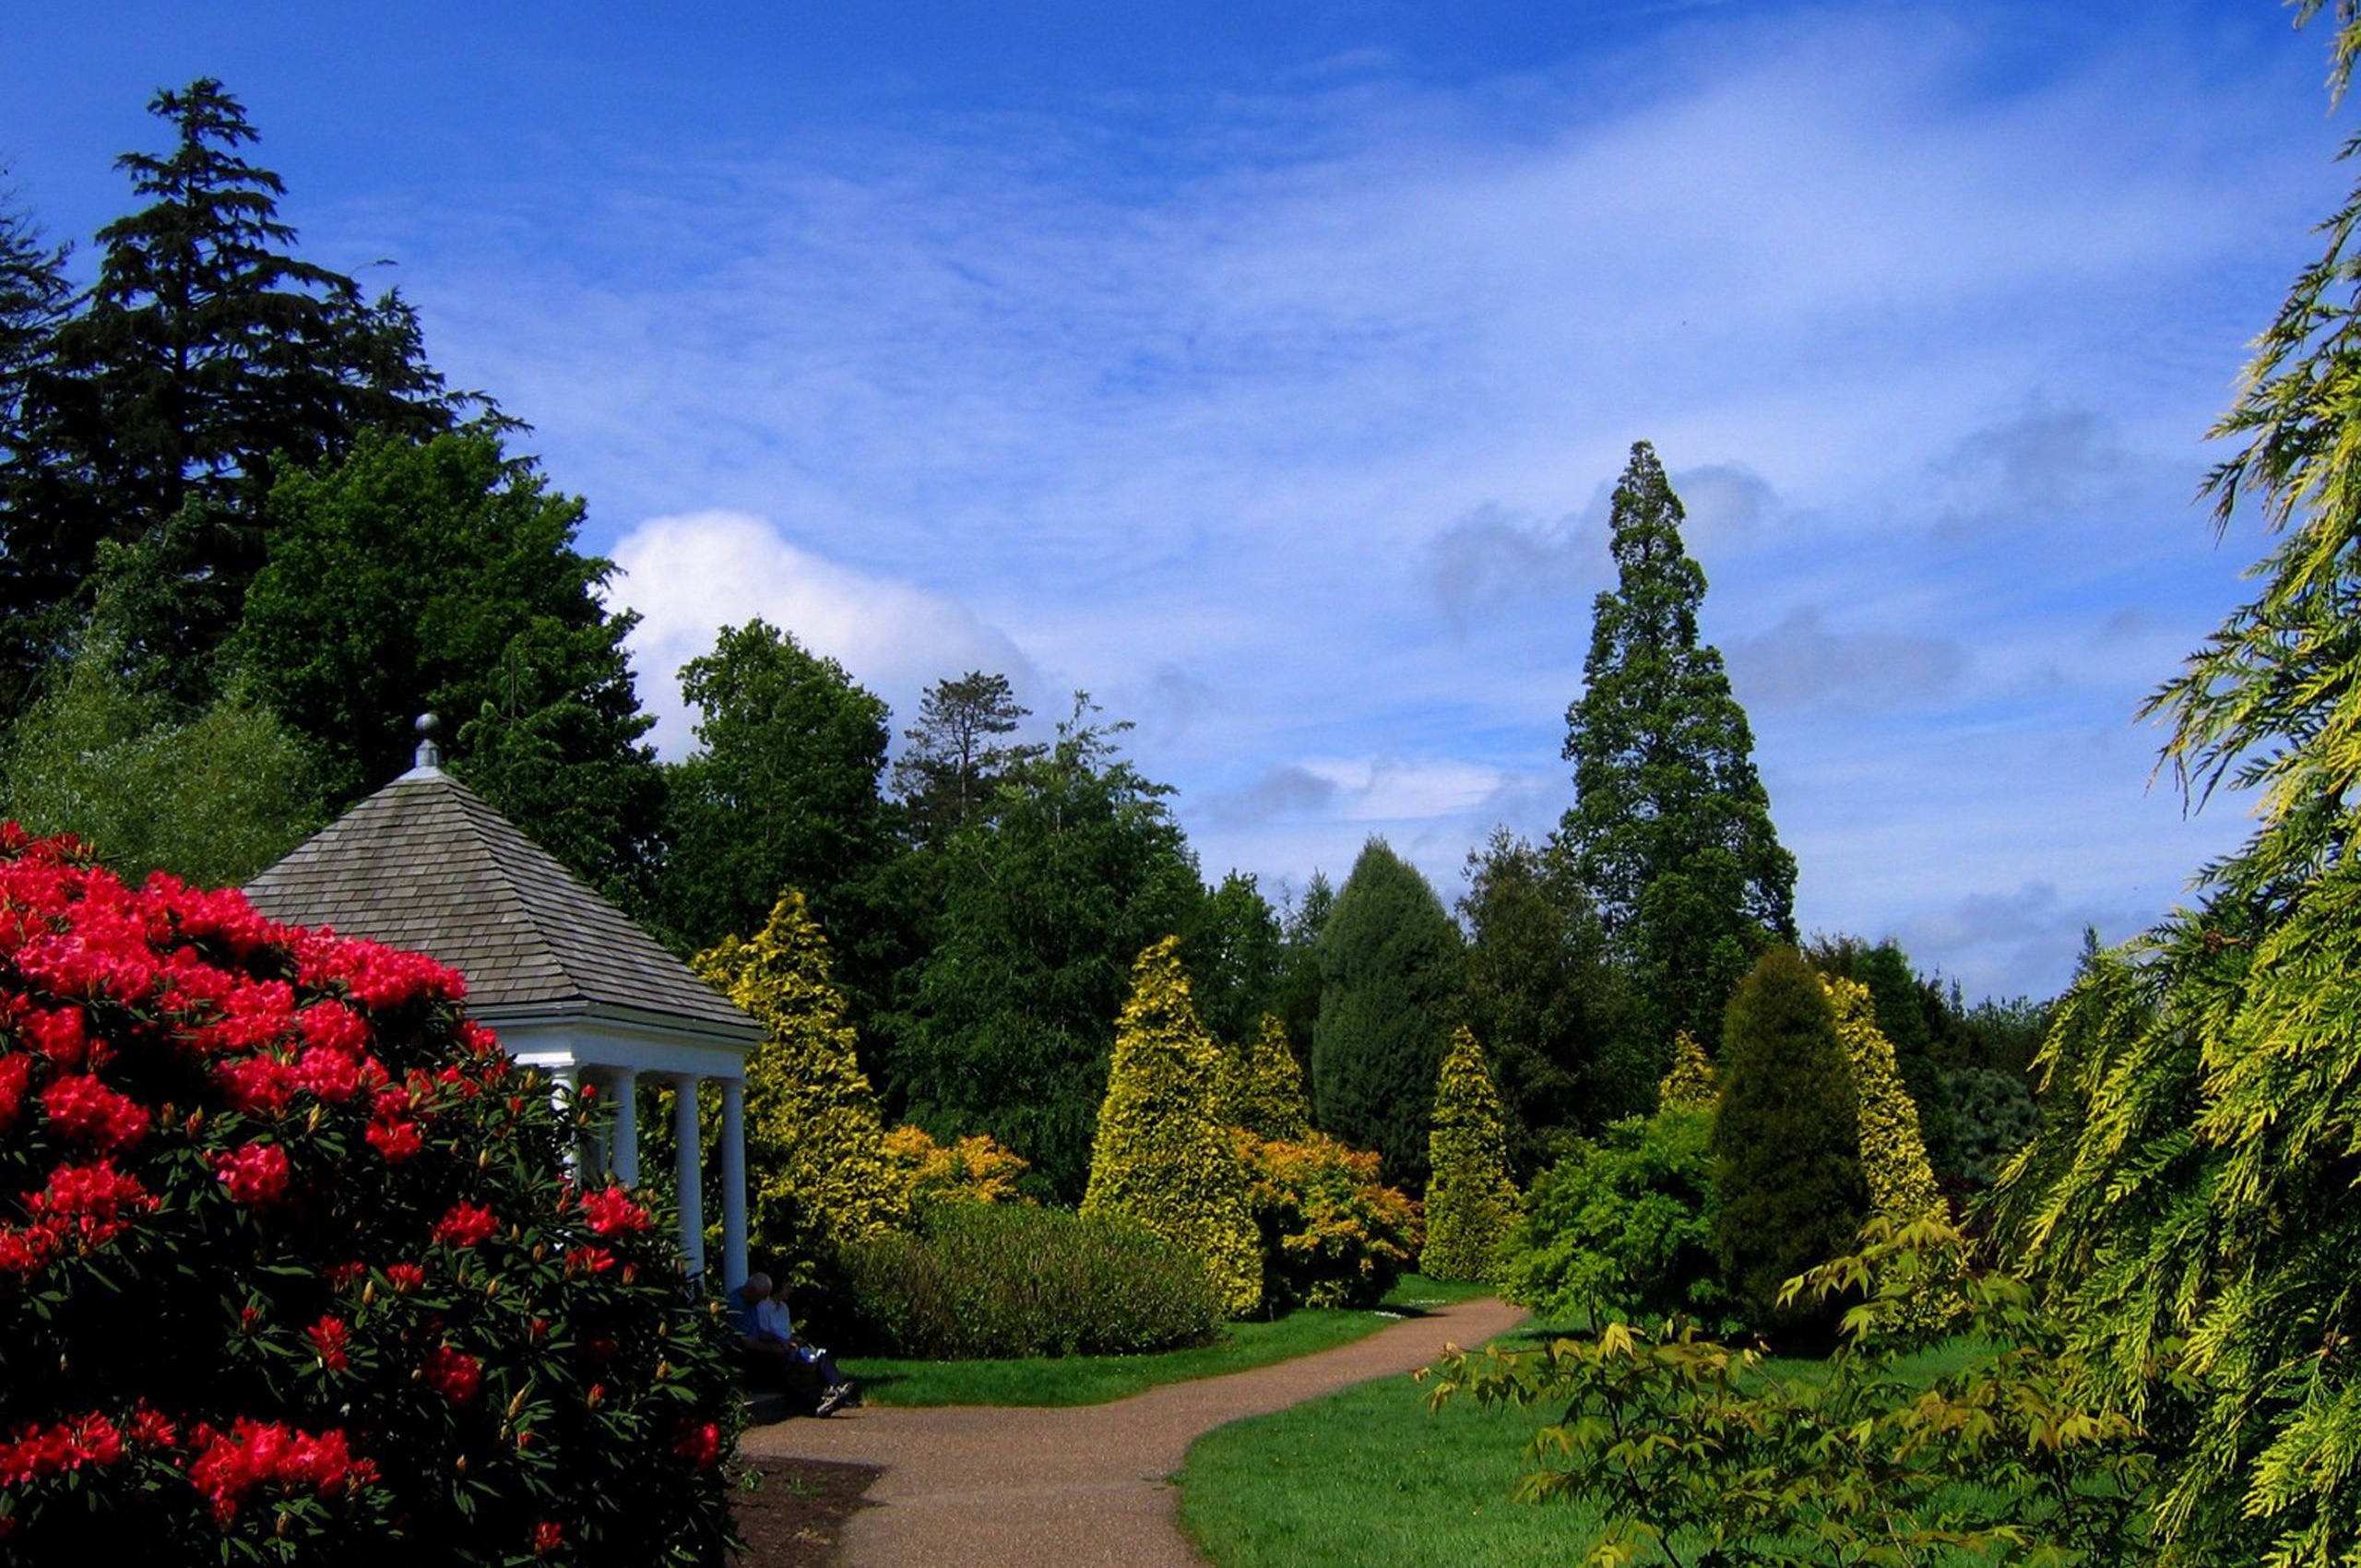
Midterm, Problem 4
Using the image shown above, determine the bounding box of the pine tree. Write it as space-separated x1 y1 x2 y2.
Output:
1230 1013 1313 1141
1081 937 1261 1314
1311 837 1465 1190
1559 441 1796 1059
889 670 1040 849
0 176 73 714
1656 1031 1718 1111
1712 946 1864 1333
14 80 463 701
693 892 901 1285
1421 1026 1520 1282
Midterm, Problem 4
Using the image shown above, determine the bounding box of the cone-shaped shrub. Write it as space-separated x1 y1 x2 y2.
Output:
0 828 738 1563
1713 945 1865 1332
1081 937 1261 1314
1231 1013 1312 1140
1656 1030 1718 1111
1421 1026 1520 1281
693 892 899 1281
1821 977 1942 1224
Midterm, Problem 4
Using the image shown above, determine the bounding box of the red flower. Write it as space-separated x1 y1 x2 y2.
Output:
212 1054 294 1117
125 1405 177 1452
532 1521 564 1555
671 1420 722 1469
291 1043 366 1104
20 1007 87 1068
186 1419 375 1524
579 1185 651 1237
385 1262 426 1294
212 1143 291 1206
364 1116 422 1162
306 1314 350 1372
326 1260 366 1291
38 1071 149 1151
0 1053 31 1132
25 1158 155 1249
0 1413 125 1485
421 1345 482 1405
431 1202 497 1249
564 1246 616 1276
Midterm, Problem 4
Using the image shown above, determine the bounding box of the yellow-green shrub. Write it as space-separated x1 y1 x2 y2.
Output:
692 891 901 1284
1081 937 1262 1314
882 1124 1032 1214
1421 1025 1520 1281
1238 1131 1420 1310
1821 977 1942 1224
1230 1012 1312 1140
1657 1030 1718 1111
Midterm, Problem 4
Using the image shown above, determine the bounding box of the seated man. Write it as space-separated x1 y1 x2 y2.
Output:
732 1272 856 1416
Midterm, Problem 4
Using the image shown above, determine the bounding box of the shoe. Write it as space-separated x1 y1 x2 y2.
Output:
813 1383 849 1417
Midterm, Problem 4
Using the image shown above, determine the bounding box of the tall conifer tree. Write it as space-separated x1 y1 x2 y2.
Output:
1421 1027 1520 1282
1559 441 1795 1060
1311 837 1464 1190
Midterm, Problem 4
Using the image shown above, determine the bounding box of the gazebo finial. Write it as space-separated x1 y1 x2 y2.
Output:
413 712 443 771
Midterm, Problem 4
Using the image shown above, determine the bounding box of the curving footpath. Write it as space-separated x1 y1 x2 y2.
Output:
735 1296 1527 1568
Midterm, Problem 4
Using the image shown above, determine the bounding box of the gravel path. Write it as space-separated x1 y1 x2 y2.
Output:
735 1296 1527 1568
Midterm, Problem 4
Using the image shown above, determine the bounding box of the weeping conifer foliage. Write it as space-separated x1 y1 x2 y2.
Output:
1997 8 2361 1558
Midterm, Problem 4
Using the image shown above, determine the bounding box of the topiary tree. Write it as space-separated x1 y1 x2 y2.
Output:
1229 1013 1312 1141
1081 937 1261 1315
1656 1031 1717 1111
0 827 738 1562
1712 945 1865 1335
1421 1026 1520 1282
1822 977 1943 1227
692 891 902 1286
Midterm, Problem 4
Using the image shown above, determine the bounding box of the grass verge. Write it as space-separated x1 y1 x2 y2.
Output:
839 1274 1483 1408
1178 1356 1591 1568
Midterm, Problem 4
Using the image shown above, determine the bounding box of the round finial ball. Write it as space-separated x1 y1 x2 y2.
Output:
415 712 441 740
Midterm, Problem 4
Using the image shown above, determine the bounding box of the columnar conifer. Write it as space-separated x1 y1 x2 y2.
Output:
1822 978 1942 1225
1657 1030 1718 1111
1421 1027 1520 1282
692 891 900 1283
1712 946 1865 1332
1081 937 1261 1314
1230 1013 1312 1140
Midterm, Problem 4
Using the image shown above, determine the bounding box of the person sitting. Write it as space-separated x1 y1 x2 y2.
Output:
731 1271 856 1416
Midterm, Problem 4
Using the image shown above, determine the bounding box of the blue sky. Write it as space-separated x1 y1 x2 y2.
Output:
5 1 2347 998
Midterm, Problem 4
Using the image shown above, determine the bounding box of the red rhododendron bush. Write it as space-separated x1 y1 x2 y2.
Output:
0 827 740 1564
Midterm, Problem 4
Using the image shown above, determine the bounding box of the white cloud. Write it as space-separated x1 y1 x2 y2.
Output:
608 511 1036 757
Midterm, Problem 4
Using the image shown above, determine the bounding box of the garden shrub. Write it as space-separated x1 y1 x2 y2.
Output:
1943 1066 2036 1189
1655 1030 1716 1111
1822 976 1943 1225
1081 937 1261 1314
1228 1012 1311 1141
1237 1131 1418 1311
1496 1105 1729 1328
0 828 739 1564
1419 1026 1519 1282
881 1123 1032 1215
838 1203 1221 1358
1713 945 1865 1336
693 890 901 1284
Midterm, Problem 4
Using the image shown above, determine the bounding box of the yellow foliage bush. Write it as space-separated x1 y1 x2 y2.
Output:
1238 1130 1420 1309
1657 1030 1719 1111
1821 977 1943 1223
1229 1012 1313 1140
881 1123 1032 1213
693 891 903 1284
1421 1025 1521 1281
1081 937 1262 1314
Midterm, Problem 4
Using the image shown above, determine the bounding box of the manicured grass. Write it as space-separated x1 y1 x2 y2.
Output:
1179 1358 1594 1568
840 1274 1484 1408
1178 1331 2032 1568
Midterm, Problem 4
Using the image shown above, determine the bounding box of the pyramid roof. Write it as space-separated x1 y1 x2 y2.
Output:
245 765 755 1040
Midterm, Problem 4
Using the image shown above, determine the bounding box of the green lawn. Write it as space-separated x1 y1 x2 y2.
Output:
1179 1357 1596 1568
838 1274 1488 1408
1178 1331 2037 1568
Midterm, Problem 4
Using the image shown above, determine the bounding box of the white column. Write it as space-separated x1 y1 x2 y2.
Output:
550 1064 579 1172
670 1075 706 1280
719 1079 747 1293
610 1068 639 1187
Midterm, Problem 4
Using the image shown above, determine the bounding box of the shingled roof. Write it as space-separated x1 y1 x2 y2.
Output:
245 764 755 1039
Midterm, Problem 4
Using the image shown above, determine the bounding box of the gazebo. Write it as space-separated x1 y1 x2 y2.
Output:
244 723 760 1291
